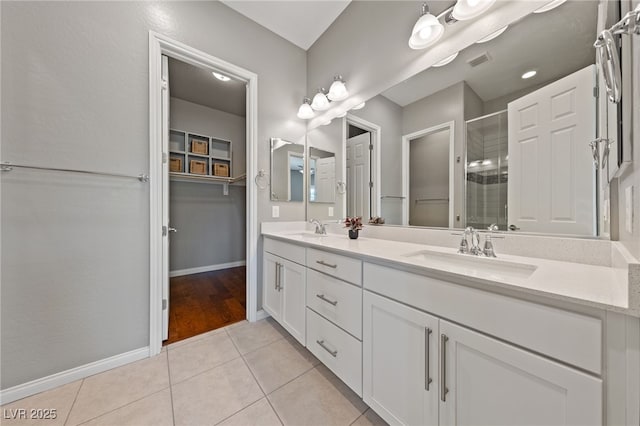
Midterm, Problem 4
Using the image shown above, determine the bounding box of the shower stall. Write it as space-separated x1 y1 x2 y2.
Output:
465 110 508 230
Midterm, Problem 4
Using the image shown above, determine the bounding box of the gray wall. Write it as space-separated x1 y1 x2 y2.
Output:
170 97 246 176
169 182 245 271
1 1 306 390
169 97 246 272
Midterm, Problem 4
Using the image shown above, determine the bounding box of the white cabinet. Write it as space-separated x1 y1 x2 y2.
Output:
363 291 439 426
262 252 306 345
363 289 602 426
439 320 602 426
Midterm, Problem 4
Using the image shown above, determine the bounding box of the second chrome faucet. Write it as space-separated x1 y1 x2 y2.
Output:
457 224 500 257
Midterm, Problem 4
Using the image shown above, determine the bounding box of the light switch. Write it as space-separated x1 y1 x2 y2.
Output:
272 205 280 218
328 207 334 217
625 186 634 233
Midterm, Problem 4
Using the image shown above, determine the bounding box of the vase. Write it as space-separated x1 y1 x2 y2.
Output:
348 229 359 240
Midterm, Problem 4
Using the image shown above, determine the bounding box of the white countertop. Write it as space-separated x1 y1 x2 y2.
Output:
262 228 639 317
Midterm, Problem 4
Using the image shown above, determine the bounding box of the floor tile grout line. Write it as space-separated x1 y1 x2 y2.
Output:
165 350 177 426
212 396 272 426
169 352 243 387
348 408 370 426
264 395 286 426
63 378 84 426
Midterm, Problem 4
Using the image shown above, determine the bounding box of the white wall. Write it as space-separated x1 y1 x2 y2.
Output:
1 1 306 391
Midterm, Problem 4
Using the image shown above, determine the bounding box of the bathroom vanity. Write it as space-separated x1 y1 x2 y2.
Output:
261 223 640 426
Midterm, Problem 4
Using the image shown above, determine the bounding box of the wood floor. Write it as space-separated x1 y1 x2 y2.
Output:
164 266 246 345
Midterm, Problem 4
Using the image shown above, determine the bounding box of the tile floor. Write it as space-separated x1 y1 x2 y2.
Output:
1 318 387 426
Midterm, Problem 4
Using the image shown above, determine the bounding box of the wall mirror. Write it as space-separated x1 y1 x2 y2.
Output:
306 123 343 220
270 137 304 202
308 147 337 204
307 0 615 237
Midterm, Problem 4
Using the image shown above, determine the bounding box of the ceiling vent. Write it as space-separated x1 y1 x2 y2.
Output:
467 52 492 67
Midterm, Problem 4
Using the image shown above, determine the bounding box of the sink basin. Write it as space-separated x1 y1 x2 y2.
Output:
291 232 330 239
402 250 537 280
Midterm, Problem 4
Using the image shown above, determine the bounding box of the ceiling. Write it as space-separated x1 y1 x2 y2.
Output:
168 58 246 117
220 0 351 50
382 0 598 107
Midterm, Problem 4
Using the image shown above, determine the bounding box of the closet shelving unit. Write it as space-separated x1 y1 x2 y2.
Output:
169 129 245 194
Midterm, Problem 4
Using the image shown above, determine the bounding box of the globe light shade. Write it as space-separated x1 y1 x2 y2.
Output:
452 0 497 21
409 12 444 49
311 89 330 111
432 51 459 67
297 99 315 119
328 77 349 101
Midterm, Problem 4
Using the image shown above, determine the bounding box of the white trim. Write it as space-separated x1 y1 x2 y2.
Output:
346 114 382 218
401 121 456 227
169 260 247 277
255 309 270 321
149 31 259 357
0 347 149 405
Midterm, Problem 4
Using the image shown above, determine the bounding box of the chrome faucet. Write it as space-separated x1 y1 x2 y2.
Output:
309 219 327 235
483 224 499 257
458 226 474 254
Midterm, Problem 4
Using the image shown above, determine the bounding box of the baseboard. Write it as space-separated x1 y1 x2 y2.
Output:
169 260 246 278
255 309 270 321
0 347 150 405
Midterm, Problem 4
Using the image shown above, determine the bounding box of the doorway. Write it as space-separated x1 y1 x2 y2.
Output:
149 32 258 356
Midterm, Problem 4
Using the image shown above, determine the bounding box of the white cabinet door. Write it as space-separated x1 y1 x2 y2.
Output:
439 320 602 426
262 253 281 321
280 258 306 345
363 291 439 426
508 64 596 235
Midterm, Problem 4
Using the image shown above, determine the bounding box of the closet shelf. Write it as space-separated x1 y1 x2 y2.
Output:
170 172 246 185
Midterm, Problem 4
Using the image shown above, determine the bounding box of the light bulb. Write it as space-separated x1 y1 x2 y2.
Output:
521 70 537 79
409 4 444 50
328 76 349 101
297 98 315 119
311 89 330 111
452 0 496 21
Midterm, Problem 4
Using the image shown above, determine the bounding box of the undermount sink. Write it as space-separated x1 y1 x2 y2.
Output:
402 250 537 280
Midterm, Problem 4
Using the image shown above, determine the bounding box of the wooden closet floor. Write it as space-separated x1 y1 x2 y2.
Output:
164 266 246 346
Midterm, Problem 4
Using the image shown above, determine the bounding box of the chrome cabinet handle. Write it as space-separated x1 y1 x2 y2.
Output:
316 294 338 306
278 263 284 291
316 339 338 357
168 227 177 233
425 328 433 391
274 262 280 291
440 334 449 402
316 260 337 269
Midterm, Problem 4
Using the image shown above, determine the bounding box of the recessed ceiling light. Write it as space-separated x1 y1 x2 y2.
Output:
521 70 537 79
533 0 567 14
476 25 508 44
212 72 231 82
433 52 459 67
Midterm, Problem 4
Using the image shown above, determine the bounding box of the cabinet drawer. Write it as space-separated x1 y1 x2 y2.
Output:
364 262 602 374
306 308 362 396
307 248 362 285
307 269 362 339
264 237 305 265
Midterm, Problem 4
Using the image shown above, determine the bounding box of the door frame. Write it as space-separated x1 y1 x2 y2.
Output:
148 31 259 356
402 121 455 227
345 114 382 218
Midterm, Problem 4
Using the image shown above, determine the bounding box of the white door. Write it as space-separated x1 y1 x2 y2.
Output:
262 253 282 321
363 291 439 426
507 65 596 235
346 132 371 218
280 258 306 345
316 156 336 203
161 55 170 341
439 320 602 425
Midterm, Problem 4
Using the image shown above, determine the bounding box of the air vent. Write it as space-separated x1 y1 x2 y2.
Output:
467 52 491 67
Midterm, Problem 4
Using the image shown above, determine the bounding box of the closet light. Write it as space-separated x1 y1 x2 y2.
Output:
409 3 444 50
452 0 496 21
328 75 349 101
351 102 366 110
433 52 459 67
311 88 330 111
476 25 508 44
297 97 315 119
533 0 567 14
212 72 231 82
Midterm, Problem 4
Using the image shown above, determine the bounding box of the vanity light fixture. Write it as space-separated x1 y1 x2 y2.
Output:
533 0 567 14
521 70 537 79
475 25 508 43
409 3 445 50
452 0 496 21
297 97 315 119
433 51 459 67
351 102 366 110
322 119 333 126
328 75 349 101
336 111 348 118
311 88 330 111
212 72 231 82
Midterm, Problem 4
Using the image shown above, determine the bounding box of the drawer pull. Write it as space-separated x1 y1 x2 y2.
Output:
425 327 432 391
316 339 338 357
316 294 338 306
316 260 338 269
440 334 449 402
275 262 280 291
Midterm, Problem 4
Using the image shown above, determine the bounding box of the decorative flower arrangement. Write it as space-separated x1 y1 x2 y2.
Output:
344 216 363 231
